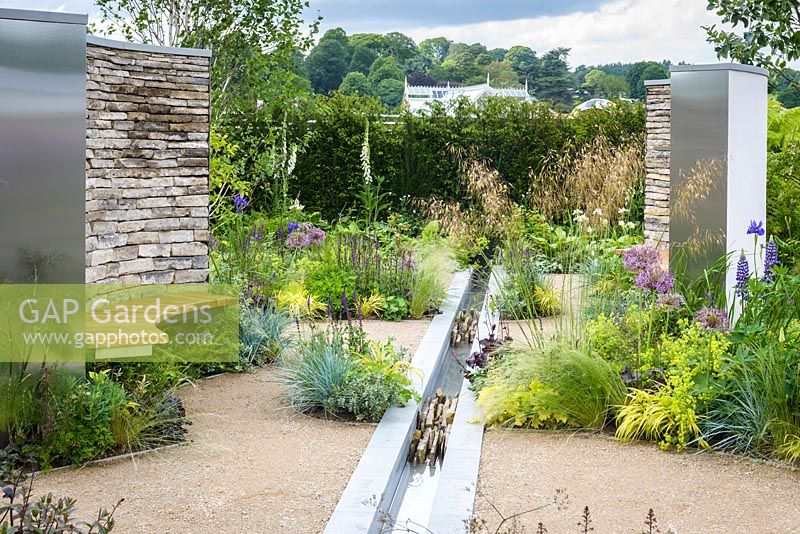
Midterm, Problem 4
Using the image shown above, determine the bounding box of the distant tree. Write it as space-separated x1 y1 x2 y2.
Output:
486 61 521 87
91 0 319 120
489 48 508 62
349 33 388 55
407 71 437 86
626 61 667 100
349 45 378 75
384 32 417 63
475 52 494 66
419 37 451 64
338 71 374 96
368 56 404 86
535 48 572 103
582 69 628 98
307 29 351 94
778 86 800 108
505 46 539 83
437 48 482 82
705 0 800 91
376 78 405 108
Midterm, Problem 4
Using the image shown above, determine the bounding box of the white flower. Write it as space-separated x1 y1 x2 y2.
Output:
573 208 584 217
626 221 636 229
618 207 629 214
576 214 589 224
592 208 603 216
291 198 304 212
587 226 594 234
600 218 608 226
618 220 626 227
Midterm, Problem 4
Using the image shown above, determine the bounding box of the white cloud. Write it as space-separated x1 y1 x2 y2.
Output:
398 0 726 66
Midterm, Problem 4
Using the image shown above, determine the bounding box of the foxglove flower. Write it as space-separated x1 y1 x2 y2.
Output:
693 306 730 332
746 220 765 237
762 238 779 282
735 252 749 300
233 194 249 213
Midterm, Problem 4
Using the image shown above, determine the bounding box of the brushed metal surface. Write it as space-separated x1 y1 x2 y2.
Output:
0 17 86 283
669 69 729 279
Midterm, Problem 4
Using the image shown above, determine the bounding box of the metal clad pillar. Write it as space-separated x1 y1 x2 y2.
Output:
0 8 87 283
669 64 768 309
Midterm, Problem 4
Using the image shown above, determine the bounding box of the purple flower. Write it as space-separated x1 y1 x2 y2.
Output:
693 306 730 332
288 221 300 233
736 251 749 300
252 232 263 241
401 256 416 271
284 223 326 249
762 238 779 282
635 268 675 294
233 194 249 213
622 245 661 274
746 220 765 236
656 293 686 309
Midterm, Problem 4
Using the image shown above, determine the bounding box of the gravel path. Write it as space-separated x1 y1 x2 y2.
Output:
35 319 430 534
476 430 800 533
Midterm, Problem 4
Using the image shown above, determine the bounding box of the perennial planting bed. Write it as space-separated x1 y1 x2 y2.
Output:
34 320 429 534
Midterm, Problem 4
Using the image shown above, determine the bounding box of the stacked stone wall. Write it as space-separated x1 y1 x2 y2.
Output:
644 80 671 252
85 39 210 284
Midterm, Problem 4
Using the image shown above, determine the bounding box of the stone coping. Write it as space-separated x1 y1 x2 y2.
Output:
87 35 212 58
324 269 472 534
670 63 768 77
0 7 87 25
644 79 671 86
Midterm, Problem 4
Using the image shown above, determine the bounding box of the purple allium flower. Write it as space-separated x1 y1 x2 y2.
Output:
306 226 326 246
762 238 779 282
284 223 325 248
622 245 661 274
233 194 249 213
288 221 300 233
746 220 765 236
656 293 686 309
693 306 730 332
635 268 675 294
735 251 749 300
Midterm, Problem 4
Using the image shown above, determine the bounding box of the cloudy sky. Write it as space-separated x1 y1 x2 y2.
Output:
0 0 728 66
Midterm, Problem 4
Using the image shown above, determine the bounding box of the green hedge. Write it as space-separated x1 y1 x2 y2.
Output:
288 93 645 220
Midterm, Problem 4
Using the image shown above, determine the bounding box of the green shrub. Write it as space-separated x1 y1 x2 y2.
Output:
767 144 800 270
282 326 417 421
39 371 129 467
381 296 409 321
477 344 626 429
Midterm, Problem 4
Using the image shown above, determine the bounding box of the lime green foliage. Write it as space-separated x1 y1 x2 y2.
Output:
767 143 800 269
281 325 418 422
381 296 409 321
210 128 249 225
477 344 626 429
615 322 730 450
768 99 800 153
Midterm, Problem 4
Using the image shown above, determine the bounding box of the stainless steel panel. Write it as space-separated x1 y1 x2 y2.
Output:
0 16 86 283
669 69 729 279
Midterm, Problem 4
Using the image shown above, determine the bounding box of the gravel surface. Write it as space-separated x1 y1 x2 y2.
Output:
476 430 800 533
35 319 430 534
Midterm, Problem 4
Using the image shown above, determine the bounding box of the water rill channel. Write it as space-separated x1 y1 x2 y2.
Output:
383 271 492 532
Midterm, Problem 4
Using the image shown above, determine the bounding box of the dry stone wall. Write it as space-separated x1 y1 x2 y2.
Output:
644 80 671 252
85 37 211 284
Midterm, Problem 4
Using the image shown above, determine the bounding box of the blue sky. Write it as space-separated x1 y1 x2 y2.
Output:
0 0 727 66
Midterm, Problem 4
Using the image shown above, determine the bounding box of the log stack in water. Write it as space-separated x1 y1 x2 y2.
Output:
451 309 478 347
408 388 458 468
